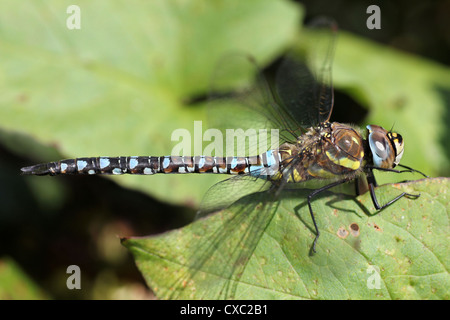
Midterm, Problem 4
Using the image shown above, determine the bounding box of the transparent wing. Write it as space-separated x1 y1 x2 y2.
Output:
206 53 304 158
275 17 337 126
168 182 280 299
196 175 271 218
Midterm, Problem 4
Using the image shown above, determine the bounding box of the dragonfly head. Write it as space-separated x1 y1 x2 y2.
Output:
367 125 404 169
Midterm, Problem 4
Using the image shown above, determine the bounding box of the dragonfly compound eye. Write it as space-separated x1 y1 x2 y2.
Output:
366 125 396 168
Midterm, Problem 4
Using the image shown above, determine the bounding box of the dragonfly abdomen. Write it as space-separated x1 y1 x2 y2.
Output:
21 151 282 177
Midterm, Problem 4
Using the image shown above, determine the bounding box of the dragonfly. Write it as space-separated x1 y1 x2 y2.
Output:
21 19 427 297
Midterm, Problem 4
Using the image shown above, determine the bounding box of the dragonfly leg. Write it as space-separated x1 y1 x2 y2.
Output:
367 169 420 211
368 164 428 178
396 164 428 178
307 178 350 253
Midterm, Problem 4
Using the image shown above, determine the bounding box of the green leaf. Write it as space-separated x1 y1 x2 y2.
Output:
0 257 48 299
0 0 301 205
123 178 449 299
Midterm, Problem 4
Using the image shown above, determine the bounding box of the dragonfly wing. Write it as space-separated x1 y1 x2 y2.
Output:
275 17 338 126
207 53 304 156
196 174 271 218
275 56 318 127
169 178 279 299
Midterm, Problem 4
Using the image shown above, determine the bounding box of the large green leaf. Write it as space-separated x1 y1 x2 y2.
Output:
123 178 449 299
0 0 301 206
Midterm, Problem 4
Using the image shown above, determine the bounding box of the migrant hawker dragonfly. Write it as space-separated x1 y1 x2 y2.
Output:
21 19 427 297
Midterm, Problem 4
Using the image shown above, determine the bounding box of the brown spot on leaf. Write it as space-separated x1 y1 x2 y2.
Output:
373 223 382 232
337 227 349 239
349 223 360 237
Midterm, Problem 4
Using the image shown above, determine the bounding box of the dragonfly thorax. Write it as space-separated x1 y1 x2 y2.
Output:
295 123 326 148
366 125 404 169
277 121 365 183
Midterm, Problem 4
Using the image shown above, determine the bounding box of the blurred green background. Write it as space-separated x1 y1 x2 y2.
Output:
0 0 448 299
